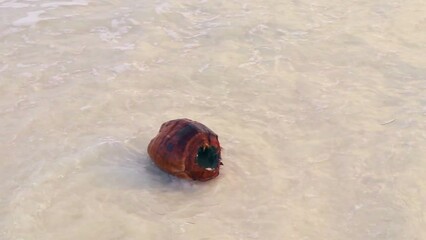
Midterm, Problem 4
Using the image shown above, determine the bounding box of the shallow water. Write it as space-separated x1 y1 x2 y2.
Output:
1 0 426 239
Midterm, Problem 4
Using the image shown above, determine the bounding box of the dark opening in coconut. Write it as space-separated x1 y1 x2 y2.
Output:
196 146 219 169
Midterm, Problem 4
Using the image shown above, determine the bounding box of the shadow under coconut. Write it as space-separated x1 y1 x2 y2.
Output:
85 141 217 193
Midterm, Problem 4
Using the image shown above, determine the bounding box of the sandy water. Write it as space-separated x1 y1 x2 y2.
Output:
1 0 426 239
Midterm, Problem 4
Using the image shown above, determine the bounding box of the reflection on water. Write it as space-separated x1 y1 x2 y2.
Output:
1 0 425 239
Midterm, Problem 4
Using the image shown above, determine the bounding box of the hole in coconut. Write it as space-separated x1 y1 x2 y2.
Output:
196 146 219 169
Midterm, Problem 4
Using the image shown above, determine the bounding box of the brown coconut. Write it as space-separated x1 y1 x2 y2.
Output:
147 119 222 181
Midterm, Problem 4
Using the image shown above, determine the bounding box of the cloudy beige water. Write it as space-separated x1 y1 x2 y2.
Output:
1 0 426 239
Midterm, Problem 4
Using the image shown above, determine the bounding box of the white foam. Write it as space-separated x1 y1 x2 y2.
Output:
155 2 171 14
40 0 88 8
114 43 135 50
0 64 8 72
12 10 53 27
112 63 132 73
0 1 30 8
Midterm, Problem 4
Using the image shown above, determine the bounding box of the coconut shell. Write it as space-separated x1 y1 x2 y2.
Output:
147 119 222 181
